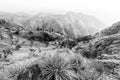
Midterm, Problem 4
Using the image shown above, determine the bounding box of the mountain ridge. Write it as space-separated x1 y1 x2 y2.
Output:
0 12 106 39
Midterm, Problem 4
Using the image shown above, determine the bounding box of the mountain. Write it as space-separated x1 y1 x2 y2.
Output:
0 12 105 39
23 12 105 38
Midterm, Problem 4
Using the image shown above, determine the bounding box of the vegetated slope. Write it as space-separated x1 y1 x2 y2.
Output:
0 12 105 40
78 21 120 80
23 12 105 38
87 34 120 60
0 12 113 80
95 21 120 37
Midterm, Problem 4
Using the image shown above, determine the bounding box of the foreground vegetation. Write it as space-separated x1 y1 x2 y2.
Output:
0 48 112 80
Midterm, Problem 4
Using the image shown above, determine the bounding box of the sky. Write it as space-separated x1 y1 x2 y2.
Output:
0 0 120 26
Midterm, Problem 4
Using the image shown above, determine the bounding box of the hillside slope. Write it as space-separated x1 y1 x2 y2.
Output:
23 12 105 38
95 21 120 37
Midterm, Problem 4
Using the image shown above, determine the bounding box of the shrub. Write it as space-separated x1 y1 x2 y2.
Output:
16 64 41 80
37 53 79 80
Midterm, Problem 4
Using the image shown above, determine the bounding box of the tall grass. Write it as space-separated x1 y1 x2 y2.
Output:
38 53 79 80
6 64 29 80
1 50 107 80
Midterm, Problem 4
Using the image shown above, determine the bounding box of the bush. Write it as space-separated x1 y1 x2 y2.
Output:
38 53 79 80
